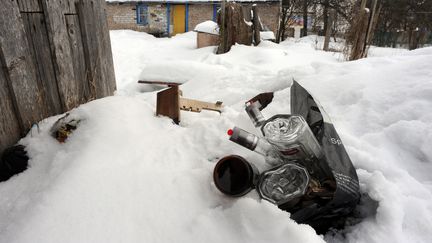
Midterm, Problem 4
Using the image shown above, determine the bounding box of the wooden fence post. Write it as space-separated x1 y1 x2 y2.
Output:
0 0 45 132
41 0 80 111
252 5 261 46
0 0 117 155
217 2 253 54
218 0 227 54
0 47 21 153
77 0 116 99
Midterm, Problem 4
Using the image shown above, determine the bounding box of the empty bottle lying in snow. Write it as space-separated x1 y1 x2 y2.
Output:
262 115 323 160
218 81 361 233
229 101 333 182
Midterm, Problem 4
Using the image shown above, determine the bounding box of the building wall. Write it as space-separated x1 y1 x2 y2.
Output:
106 3 167 35
241 3 280 34
106 2 280 36
188 4 214 32
106 3 140 30
256 3 280 34
148 4 168 34
197 32 219 48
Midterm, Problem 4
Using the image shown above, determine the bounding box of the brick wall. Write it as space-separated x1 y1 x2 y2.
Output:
148 5 168 34
188 4 214 32
106 3 140 30
106 3 167 34
106 2 280 37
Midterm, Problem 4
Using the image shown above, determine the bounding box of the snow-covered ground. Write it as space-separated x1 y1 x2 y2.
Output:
0 30 431 243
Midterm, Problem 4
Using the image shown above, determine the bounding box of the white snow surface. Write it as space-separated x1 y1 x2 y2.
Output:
1 30 432 243
194 20 219 35
260 31 275 40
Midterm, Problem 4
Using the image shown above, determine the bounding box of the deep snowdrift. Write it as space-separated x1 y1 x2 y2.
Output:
0 30 431 243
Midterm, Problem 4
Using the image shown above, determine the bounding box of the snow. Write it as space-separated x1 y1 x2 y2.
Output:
194 20 219 35
1 30 432 243
260 31 275 40
367 46 409 57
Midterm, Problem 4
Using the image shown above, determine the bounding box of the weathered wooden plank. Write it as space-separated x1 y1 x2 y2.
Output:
17 0 42 12
0 0 45 132
179 98 223 113
63 0 77 14
138 80 181 87
77 0 116 99
65 14 90 103
40 0 79 111
156 86 180 124
76 0 101 100
96 0 117 95
18 0 76 14
22 13 62 116
21 13 48 118
0 48 21 153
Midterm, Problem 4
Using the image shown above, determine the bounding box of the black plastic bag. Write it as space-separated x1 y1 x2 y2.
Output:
0 145 29 182
289 81 360 232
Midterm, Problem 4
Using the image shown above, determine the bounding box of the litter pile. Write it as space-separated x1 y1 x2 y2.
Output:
0 31 431 243
215 82 360 234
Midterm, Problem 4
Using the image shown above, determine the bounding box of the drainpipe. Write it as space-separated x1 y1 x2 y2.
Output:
136 3 140 24
213 4 217 22
166 3 171 37
185 3 189 32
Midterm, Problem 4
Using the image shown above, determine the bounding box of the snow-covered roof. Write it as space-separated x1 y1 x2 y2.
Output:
106 0 280 3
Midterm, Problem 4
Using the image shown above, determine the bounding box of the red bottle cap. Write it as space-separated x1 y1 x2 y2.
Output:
227 129 234 136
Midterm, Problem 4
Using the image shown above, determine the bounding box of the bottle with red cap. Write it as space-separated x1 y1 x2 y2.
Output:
227 127 281 166
228 101 324 165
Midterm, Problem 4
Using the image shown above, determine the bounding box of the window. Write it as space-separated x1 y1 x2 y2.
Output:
137 4 149 25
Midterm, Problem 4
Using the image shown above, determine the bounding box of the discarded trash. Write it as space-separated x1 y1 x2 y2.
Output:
0 145 29 182
228 127 280 165
50 113 81 143
215 81 360 233
257 163 310 206
213 155 258 197
262 115 323 160
138 80 223 124
30 123 40 137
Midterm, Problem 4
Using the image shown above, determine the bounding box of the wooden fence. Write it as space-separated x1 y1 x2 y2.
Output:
0 0 116 154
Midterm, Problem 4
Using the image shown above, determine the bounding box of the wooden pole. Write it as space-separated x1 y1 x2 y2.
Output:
276 1 283 43
302 0 308 37
366 0 380 45
252 4 261 45
217 0 226 54
362 0 378 56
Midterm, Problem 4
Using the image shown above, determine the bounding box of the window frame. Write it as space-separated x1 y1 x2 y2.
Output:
136 4 149 25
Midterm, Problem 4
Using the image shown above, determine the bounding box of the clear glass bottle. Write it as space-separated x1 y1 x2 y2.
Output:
257 163 310 205
245 101 266 127
228 127 281 166
262 115 323 160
